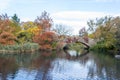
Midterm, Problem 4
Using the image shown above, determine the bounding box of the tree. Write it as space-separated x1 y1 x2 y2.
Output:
53 24 72 36
79 27 87 37
0 31 16 45
11 14 21 35
17 24 41 44
87 16 115 41
0 14 17 45
112 17 120 50
79 27 88 43
0 13 12 32
27 27 41 35
87 16 117 50
11 14 20 23
0 13 21 35
33 31 58 50
34 11 52 32
21 21 37 30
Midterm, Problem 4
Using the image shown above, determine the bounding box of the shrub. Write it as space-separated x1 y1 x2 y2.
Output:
0 43 39 53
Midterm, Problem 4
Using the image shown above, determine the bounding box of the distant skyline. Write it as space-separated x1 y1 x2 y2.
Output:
0 0 120 35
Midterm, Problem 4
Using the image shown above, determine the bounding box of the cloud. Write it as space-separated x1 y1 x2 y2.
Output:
52 11 107 20
51 11 119 35
0 0 12 10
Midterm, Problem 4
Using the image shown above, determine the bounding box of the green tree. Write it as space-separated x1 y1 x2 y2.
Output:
87 16 115 41
11 14 20 23
11 14 21 35
88 16 117 50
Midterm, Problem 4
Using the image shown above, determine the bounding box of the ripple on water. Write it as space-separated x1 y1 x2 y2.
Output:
47 58 89 80
7 68 37 80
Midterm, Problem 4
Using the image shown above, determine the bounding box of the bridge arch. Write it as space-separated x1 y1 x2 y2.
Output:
63 36 91 50
75 41 90 49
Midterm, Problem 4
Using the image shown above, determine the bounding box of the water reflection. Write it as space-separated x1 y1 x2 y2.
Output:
0 50 120 80
0 56 18 80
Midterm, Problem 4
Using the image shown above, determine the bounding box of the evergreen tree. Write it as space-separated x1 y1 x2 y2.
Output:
11 14 20 23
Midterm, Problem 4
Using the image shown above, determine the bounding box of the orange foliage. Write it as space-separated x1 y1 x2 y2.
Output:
0 32 16 45
33 31 58 50
40 44 52 50
0 15 13 33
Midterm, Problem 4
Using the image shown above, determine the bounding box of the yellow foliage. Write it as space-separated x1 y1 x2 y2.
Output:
88 34 94 39
27 27 41 35
17 27 42 36
22 21 35 30
16 30 26 36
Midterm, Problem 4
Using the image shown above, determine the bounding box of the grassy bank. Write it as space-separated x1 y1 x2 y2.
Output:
0 43 39 53
89 42 117 56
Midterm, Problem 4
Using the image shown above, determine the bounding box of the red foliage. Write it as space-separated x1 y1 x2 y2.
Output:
40 44 52 50
0 15 13 33
34 11 52 32
0 32 16 45
33 31 58 50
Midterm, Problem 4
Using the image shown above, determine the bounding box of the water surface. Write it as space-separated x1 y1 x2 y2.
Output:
0 50 120 80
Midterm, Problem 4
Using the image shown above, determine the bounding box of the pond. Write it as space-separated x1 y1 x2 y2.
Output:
0 50 120 80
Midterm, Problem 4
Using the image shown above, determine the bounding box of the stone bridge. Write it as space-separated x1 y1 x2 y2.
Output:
63 36 96 49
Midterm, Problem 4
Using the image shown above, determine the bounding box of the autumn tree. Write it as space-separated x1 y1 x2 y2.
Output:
0 31 16 45
17 27 41 43
87 16 115 41
21 21 36 30
17 21 41 44
34 11 52 32
33 31 58 50
112 17 120 50
0 14 20 45
0 13 12 32
87 16 118 50
33 11 59 50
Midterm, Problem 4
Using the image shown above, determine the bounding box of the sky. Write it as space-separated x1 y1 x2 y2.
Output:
0 0 120 35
